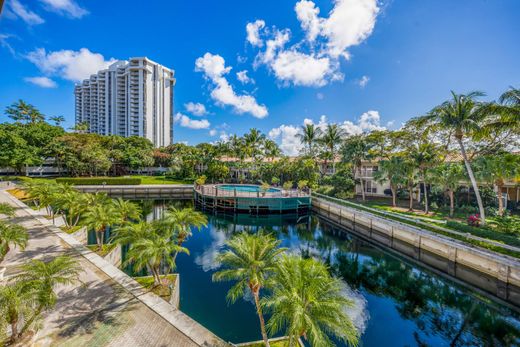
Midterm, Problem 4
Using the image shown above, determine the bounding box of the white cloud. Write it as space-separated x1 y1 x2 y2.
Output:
236 70 254 84
174 113 210 129
26 48 116 82
249 0 379 87
246 19 266 47
316 92 324 100
295 0 322 42
358 75 370 88
195 52 268 119
24 76 57 88
8 0 44 25
270 50 341 87
268 124 303 156
209 129 217 136
39 0 88 18
320 0 379 58
185 102 208 116
270 111 385 155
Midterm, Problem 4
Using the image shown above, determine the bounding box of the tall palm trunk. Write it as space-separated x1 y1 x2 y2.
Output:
456 138 486 224
422 171 429 214
448 189 455 218
252 288 270 347
358 166 366 201
496 182 504 216
10 318 19 343
408 184 414 211
391 185 397 207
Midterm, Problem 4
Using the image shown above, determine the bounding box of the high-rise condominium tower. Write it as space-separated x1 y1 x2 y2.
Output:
74 57 175 147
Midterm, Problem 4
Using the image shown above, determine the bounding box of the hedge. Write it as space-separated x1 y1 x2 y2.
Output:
56 177 142 185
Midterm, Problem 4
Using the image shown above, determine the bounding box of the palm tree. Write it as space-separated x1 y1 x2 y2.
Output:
125 223 189 286
55 190 88 227
319 124 345 174
5 99 45 124
430 163 465 218
341 135 372 201
113 198 142 223
263 139 281 161
373 156 405 207
474 153 520 216
297 123 322 157
83 200 120 250
164 207 207 262
0 221 28 262
0 283 32 342
244 128 266 161
414 91 488 224
408 142 440 214
213 232 286 347
49 115 65 126
0 202 15 217
12 256 81 337
263 255 359 347
402 158 419 211
110 220 152 245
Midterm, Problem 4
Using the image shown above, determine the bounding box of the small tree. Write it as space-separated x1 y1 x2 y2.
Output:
0 221 28 262
373 156 405 207
430 163 465 218
213 232 286 347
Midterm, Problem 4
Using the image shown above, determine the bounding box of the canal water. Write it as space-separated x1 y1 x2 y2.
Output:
111 199 520 346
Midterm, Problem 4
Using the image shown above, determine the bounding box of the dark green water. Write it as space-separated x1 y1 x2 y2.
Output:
111 200 520 346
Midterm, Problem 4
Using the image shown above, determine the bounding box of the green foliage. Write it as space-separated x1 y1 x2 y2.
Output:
1 256 81 341
263 255 359 347
213 231 286 346
55 177 142 185
282 181 293 190
194 175 207 186
0 221 28 262
0 202 15 217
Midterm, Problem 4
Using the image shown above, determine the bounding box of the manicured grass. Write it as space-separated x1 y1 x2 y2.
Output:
314 193 520 259
130 175 191 185
87 243 117 257
239 338 294 347
134 274 177 301
56 177 141 185
60 225 83 234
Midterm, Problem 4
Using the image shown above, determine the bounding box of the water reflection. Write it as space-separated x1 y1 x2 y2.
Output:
123 200 520 346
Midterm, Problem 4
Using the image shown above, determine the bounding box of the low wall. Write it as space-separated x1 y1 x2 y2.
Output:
170 275 180 309
73 184 194 199
103 244 122 267
312 197 520 308
71 226 88 244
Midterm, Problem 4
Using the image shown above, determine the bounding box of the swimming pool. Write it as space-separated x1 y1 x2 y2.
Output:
216 184 280 193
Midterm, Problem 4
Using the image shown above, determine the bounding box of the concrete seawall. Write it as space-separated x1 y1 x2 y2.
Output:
73 184 194 199
312 197 520 308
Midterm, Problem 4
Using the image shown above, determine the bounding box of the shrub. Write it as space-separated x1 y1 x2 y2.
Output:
467 214 480 227
55 177 141 185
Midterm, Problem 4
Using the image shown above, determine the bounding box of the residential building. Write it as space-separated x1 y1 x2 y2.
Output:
74 57 175 147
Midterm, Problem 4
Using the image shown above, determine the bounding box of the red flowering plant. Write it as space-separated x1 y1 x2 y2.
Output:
467 214 480 227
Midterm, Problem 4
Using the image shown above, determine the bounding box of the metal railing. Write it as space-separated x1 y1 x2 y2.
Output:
195 184 309 199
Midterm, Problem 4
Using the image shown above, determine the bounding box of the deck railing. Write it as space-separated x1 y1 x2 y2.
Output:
195 184 309 199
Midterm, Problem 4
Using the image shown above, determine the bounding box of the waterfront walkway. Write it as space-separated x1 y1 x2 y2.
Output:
0 188 225 347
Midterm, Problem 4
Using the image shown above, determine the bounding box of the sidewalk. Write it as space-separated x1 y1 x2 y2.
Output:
0 189 205 347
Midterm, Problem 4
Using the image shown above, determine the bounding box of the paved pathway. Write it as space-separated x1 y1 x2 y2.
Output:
0 189 219 347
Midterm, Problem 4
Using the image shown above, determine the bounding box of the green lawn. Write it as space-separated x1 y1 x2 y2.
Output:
314 193 520 259
240 338 293 347
129 175 191 185
87 243 117 257
134 274 177 302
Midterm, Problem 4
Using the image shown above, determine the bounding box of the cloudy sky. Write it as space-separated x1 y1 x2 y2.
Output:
1 0 519 154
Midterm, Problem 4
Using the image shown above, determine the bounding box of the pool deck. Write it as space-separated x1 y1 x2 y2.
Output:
195 184 308 198
0 187 228 347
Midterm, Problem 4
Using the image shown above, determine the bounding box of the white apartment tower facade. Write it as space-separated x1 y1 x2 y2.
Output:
74 57 175 147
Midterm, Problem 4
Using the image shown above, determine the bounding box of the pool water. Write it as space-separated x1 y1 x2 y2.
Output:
217 184 281 193
121 200 520 346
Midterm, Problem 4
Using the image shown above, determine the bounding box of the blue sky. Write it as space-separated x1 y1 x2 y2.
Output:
0 0 519 154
